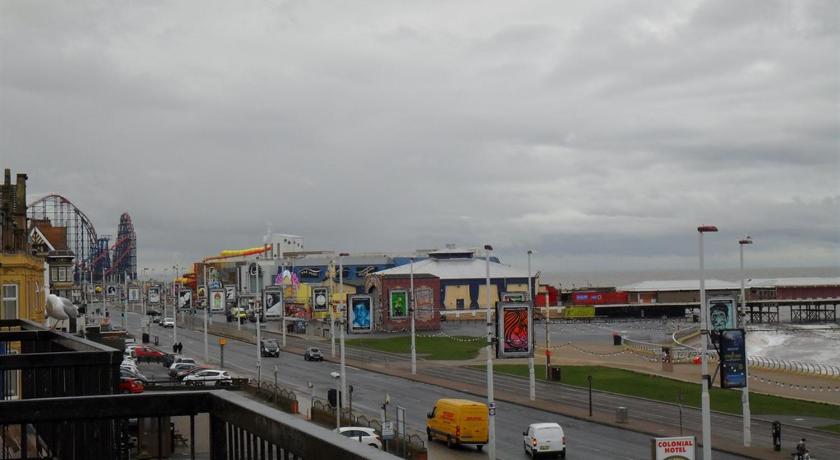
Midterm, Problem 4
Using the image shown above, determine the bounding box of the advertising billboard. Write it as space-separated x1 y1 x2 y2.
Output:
414 286 434 322
128 287 140 302
349 295 374 333
148 285 161 305
501 292 527 302
264 286 284 320
106 285 118 298
389 289 408 318
708 297 736 332
224 285 236 303
312 287 329 312
209 289 224 312
179 290 193 310
564 306 595 318
719 328 747 389
651 436 695 460
496 302 533 358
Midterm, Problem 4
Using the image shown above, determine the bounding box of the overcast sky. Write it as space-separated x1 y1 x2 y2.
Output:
2 0 838 275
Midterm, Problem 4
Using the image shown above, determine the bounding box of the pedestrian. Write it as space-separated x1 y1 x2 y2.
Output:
173 343 178 354
178 342 183 354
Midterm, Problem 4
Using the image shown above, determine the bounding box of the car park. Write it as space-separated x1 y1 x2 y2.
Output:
119 377 144 394
261 339 280 357
183 369 232 386
523 422 566 458
337 427 382 449
304 347 323 361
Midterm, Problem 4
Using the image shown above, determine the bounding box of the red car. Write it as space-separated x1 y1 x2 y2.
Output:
119 377 144 394
133 346 167 360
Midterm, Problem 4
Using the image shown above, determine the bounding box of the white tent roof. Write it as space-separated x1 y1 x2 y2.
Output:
619 279 740 292
374 257 529 280
746 277 840 288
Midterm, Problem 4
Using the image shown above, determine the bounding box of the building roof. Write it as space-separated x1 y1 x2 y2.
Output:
374 257 529 280
746 277 840 288
619 279 740 292
30 224 69 251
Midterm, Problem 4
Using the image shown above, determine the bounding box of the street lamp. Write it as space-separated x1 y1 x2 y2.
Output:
739 236 753 447
527 249 535 401
484 244 496 460
697 224 718 460
172 264 179 348
203 262 209 362
338 252 349 417
410 256 416 375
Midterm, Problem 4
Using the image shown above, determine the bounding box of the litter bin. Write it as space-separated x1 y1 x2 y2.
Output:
549 366 562 382
612 333 622 346
142 332 150 344
616 407 628 423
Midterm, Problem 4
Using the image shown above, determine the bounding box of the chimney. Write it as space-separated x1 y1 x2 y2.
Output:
14 173 29 251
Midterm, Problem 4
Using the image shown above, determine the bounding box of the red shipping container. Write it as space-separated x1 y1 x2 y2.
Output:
571 291 628 305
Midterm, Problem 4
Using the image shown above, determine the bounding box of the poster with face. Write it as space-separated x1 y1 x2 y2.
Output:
263 287 284 317
389 290 408 318
148 286 161 305
719 328 747 389
349 295 373 333
312 287 329 311
708 297 735 332
414 286 434 321
128 287 139 302
209 289 224 311
106 285 117 297
179 290 193 310
496 303 532 358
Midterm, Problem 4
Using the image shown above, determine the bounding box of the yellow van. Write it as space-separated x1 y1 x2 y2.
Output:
426 399 489 451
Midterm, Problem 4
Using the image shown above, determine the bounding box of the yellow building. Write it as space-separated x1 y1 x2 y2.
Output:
1 168 46 323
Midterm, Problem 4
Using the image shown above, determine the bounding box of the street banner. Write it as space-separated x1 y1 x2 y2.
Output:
264 286 284 319
224 284 236 302
148 285 161 305
179 289 192 310
389 289 408 318
496 302 533 358
719 328 747 389
312 287 329 312
209 288 224 312
651 436 695 460
349 295 374 333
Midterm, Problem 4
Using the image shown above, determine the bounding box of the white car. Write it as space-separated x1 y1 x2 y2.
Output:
183 369 232 386
337 427 382 449
120 361 140 374
168 357 197 370
523 422 566 458
161 317 175 328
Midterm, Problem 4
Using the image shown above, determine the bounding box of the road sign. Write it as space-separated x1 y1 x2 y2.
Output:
218 338 227 346
489 402 496 416
381 421 395 440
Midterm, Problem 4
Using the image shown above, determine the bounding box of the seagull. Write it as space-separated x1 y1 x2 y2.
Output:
60 297 79 322
45 294 69 329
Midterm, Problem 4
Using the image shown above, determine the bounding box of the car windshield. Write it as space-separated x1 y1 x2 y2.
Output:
264 340 278 347
310 348 320 353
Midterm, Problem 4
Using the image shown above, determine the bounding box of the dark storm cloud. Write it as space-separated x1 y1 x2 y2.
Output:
1 0 838 275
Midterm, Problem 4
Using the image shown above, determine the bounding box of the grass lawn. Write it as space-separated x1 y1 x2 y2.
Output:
346 336 483 360
816 424 840 434
485 364 840 420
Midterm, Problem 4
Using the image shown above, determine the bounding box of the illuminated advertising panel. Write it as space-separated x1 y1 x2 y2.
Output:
349 295 374 333
389 290 408 318
496 302 532 358
719 328 747 389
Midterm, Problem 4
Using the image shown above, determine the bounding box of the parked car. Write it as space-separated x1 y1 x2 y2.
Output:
121 359 140 374
183 369 233 386
169 362 199 378
337 427 382 449
226 308 248 324
304 347 323 361
168 357 197 371
119 377 144 394
426 399 488 450
176 366 211 381
261 339 280 357
120 368 149 384
133 346 167 360
162 353 177 368
523 423 566 458
161 317 175 328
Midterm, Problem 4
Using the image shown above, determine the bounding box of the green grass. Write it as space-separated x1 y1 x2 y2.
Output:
817 424 840 434
346 336 484 360
484 364 840 420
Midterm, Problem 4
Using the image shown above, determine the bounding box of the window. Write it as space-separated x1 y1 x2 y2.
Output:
2 284 18 320
58 267 67 282
51 267 58 282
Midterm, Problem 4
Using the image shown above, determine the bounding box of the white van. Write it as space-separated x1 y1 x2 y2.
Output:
523 422 565 458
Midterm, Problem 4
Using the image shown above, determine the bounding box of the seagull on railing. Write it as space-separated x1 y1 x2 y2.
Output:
45 294 79 330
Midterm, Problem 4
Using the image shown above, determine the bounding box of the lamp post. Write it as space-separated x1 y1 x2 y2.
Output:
330 258 336 358
739 236 753 447
698 224 718 460
331 371 341 430
410 256 416 375
254 265 262 386
339 252 348 417
203 263 209 362
172 264 179 347
527 249 535 401
484 244 496 460
123 271 128 330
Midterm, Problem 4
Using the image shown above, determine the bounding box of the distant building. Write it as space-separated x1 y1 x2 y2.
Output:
30 220 75 299
0 169 45 324
619 279 740 304
747 278 840 300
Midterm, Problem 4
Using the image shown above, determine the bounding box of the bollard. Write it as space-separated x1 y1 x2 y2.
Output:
616 407 628 423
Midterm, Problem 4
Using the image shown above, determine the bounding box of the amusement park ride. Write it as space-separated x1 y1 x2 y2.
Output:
27 194 137 284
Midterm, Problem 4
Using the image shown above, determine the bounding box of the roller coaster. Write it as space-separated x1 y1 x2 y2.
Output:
27 194 137 283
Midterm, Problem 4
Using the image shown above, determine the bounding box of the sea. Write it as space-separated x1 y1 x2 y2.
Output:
543 266 840 365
